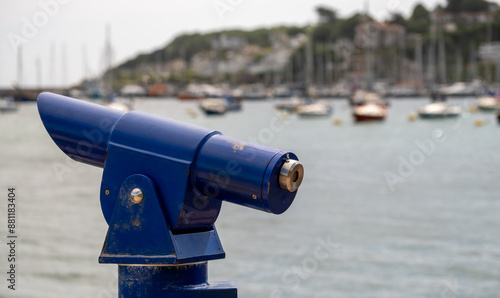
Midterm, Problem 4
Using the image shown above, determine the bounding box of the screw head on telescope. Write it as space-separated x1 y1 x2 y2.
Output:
279 159 304 192
130 188 144 204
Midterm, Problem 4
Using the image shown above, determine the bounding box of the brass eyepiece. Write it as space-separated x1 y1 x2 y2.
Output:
279 159 304 192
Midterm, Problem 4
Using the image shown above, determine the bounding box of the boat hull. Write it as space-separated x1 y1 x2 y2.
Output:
203 110 226 115
353 113 385 122
418 112 460 119
296 101 332 117
477 105 500 112
352 102 387 122
199 98 228 115
177 93 205 100
298 112 331 118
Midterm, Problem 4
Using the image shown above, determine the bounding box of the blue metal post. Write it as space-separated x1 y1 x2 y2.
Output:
118 264 236 297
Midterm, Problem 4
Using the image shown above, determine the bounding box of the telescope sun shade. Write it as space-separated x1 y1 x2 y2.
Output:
37 92 125 167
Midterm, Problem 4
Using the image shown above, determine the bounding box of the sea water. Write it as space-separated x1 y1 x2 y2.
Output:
0 98 499 297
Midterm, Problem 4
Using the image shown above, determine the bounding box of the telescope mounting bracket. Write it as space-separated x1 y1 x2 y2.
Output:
98 174 236 297
99 174 225 265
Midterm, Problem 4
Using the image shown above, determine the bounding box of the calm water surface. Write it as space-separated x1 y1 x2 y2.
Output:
0 97 499 297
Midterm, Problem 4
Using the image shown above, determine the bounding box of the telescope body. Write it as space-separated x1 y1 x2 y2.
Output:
38 93 302 232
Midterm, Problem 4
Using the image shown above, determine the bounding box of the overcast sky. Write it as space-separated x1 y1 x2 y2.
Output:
0 0 458 88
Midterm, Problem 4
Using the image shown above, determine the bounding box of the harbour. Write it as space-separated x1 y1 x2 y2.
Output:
1 97 499 297
2 0 500 296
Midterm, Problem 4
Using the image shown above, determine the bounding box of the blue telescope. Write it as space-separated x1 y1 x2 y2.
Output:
38 92 303 297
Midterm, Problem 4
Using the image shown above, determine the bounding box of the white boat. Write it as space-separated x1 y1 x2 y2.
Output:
106 101 132 112
120 84 147 97
232 84 269 100
200 98 228 115
349 90 389 107
274 97 307 112
477 96 500 111
296 101 332 117
271 85 294 98
439 81 483 97
388 85 421 98
417 102 461 119
0 97 17 112
353 103 387 122
105 95 133 112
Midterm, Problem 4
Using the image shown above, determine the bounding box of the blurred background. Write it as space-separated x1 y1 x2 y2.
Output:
1 0 500 297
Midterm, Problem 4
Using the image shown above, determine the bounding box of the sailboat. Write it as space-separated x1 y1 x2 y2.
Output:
353 102 387 121
297 100 332 117
12 46 37 102
417 102 461 118
0 96 18 112
199 96 242 115
101 25 132 112
477 93 500 111
475 44 500 111
199 98 227 115
350 90 388 121
295 29 333 118
418 12 461 119
351 19 388 122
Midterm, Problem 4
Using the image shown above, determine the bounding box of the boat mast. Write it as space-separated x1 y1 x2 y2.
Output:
305 27 313 97
455 48 463 82
36 56 42 89
362 2 373 91
17 45 23 87
61 43 67 87
50 42 55 86
316 44 323 87
104 23 113 97
415 34 423 90
398 29 406 84
82 43 90 81
437 13 447 84
467 43 477 81
325 43 332 87
427 12 436 91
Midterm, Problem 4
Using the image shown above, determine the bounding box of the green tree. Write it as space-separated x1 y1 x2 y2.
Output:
411 3 430 20
312 6 337 43
446 0 463 12
446 0 490 12
407 3 430 34
337 13 364 39
462 0 490 11
388 13 407 27
313 24 334 43
316 6 337 24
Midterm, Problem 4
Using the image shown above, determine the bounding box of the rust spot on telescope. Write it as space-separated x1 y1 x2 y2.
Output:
227 140 247 152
